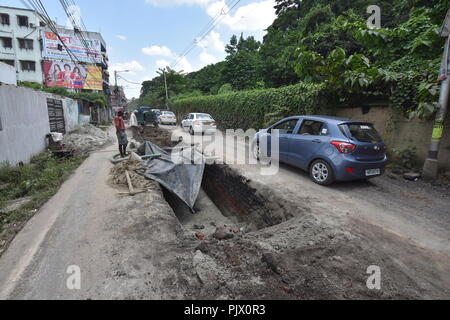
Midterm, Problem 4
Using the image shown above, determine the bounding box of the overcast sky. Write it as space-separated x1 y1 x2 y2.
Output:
2 0 277 98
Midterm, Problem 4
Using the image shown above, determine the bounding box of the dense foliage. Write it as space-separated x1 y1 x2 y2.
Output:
172 82 326 130
140 0 448 122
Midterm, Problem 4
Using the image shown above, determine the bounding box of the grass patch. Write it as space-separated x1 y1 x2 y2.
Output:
0 150 85 254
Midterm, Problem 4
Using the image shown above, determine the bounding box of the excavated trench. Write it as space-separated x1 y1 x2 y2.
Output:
163 163 302 232
134 126 303 232
122 127 448 300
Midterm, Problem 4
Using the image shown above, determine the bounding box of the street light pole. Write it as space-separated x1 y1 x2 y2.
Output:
423 10 450 180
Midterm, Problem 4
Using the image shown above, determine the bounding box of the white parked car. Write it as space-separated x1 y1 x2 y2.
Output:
181 113 217 135
159 111 177 125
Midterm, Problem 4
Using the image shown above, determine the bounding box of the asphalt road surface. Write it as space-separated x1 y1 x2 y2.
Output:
0 125 448 299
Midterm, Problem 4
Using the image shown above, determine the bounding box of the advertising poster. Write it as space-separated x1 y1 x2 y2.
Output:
42 31 102 64
43 61 103 91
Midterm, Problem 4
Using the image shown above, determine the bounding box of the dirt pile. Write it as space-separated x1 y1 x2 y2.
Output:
168 164 449 300
134 127 175 148
177 206 446 300
110 158 158 191
63 125 113 155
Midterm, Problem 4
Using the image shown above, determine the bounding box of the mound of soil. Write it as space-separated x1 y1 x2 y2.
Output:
133 127 175 148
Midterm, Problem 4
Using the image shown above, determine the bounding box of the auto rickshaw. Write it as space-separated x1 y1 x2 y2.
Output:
134 106 158 127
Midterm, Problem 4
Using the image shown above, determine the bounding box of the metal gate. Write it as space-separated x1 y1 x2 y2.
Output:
47 98 66 134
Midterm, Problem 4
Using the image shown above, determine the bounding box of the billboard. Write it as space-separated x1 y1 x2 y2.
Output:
43 61 103 91
42 31 102 64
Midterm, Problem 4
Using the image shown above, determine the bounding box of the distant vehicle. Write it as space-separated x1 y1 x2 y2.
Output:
151 109 162 120
252 116 388 185
159 111 177 126
135 107 158 127
134 107 151 125
181 113 217 135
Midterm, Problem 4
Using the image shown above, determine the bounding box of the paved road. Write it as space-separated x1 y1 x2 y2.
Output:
1 124 448 299
166 125 450 257
0 144 123 299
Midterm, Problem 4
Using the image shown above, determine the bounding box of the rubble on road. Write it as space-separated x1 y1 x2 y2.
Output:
63 125 113 156
193 250 227 285
213 226 237 241
404 172 422 181
110 158 159 192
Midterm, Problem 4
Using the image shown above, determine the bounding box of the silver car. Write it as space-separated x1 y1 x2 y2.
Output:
181 113 217 135
159 111 177 125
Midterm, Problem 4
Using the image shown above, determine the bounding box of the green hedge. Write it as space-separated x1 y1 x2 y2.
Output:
171 82 327 130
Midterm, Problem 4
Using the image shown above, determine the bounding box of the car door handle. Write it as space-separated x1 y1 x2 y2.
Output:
312 139 322 144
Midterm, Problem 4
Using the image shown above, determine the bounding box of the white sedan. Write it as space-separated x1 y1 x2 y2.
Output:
181 113 217 135
159 111 177 125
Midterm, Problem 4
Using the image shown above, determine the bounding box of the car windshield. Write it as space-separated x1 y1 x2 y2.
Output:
196 114 213 120
342 123 383 143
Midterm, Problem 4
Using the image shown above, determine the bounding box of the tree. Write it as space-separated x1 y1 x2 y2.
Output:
225 35 239 55
186 62 226 94
223 35 264 91
139 68 188 108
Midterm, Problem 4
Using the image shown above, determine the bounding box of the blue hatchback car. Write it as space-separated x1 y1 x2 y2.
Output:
252 116 388 185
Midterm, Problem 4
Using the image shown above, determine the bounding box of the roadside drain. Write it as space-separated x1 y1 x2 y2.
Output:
163 163 301 232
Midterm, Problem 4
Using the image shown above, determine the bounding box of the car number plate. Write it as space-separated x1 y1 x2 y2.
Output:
366 169 381 176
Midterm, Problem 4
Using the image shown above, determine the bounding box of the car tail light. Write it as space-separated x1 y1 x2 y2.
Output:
345 167 354 174
331 141 356 154
193 121 201 125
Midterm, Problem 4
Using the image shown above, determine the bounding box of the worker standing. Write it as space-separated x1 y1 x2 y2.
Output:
114 110 128 158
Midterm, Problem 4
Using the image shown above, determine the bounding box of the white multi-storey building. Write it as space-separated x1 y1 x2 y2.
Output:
0 6 45 84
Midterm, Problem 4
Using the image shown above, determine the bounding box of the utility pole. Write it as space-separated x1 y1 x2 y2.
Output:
114 70 129 114
163 67 170 110
114 70 119 113
423 10 450 180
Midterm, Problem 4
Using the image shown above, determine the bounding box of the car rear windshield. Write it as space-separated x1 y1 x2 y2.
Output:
340 123 383 143
196 114 213 120
163 112 174 115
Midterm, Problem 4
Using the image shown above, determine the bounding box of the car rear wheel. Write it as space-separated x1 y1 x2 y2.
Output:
310 160 335 186
189 127 195 136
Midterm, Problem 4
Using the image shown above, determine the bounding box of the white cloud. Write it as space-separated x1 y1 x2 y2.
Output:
197 30 224 53
145 0 276 32
109 60 145 76
142 45 176 58
176 57 194 73
199 52 217 65
65 5 82 29
145 0 211 6
116 35 127 41
156 59 171 69
207 0 276 31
